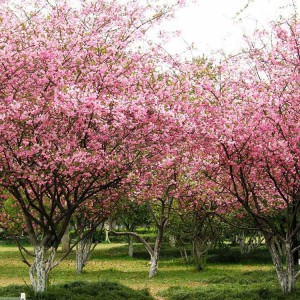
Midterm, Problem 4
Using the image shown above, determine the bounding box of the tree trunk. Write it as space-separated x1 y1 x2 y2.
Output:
291 201 299 266
104 221 110 243
76 235 93 274
29 246 56 294
181 247 190 263
110 229 163 278
61 226 70 253
237 233 246 254
285 241 295 294
169 235 176 247
192 239 207 271
149 253 159 278
148 226 164 278
268 239 295 294
128 236 134 258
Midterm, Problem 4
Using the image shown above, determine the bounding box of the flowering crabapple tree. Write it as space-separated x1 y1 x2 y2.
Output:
71 198 106 275
72 189 122 274
168 188 226 271
0 0 189 293
112 163 180 278
112 132 197 278
198 18 300 294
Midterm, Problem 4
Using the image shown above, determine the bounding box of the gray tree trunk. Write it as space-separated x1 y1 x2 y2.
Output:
76 235 93 274
149 253 159 278
268 240 295 294
61 226 70 253
104 221 111 243
169 235 176 247
237 233 247 254
29 246 56 294
192 239 207 271
179 245 190 263
128 236 134 257
148 226 163 278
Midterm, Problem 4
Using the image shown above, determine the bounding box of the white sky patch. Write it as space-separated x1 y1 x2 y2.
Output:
158 0 300 58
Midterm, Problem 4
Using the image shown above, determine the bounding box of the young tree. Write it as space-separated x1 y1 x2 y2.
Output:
114 200 151 258
112 137 197 278
111 160 181 278
168 202 223 270
71 196 108 274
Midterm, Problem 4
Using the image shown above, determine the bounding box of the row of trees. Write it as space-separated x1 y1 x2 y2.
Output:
0 0 299 295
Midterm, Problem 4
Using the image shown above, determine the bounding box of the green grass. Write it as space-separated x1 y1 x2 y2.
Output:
158 285 300 300
0 242 299 299
0 281 153 300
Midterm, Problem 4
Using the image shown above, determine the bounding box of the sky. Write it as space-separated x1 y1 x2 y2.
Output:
159 0 299 58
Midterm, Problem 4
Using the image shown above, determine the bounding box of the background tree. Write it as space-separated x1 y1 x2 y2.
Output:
114 199 151 258
196 18 300 294
71 194 111 274
112 142 196 278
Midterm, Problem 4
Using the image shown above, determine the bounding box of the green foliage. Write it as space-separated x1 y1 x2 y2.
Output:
114 202 152 232
109 227 157 244
0 281 153 300
0 193 24 236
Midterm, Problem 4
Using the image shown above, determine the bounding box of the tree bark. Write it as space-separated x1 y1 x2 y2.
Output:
29 246 56 294
169 235 176 247
104 221 111 243
128 236 134 258
149 253 159 278
268 239 295 294
61 226 70 253
192 238 207 271
149 226 163 278
291 199 299 265
237 233 246 254
179 245 190 263
76 233 94 274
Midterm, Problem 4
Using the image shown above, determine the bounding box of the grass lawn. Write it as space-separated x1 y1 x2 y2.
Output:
0 242 300 299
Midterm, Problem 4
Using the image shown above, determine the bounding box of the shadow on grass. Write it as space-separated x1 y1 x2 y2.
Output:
80 243 272 264
207 247 273 265
74 268 149 281
145 265 277 285
159 285 300 300
82 243 181 261
0 281 154 300
70 262 278 287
